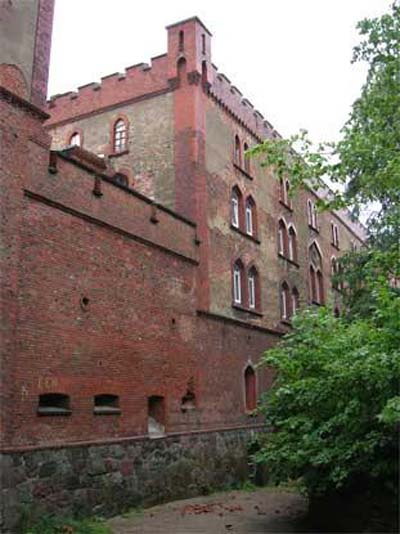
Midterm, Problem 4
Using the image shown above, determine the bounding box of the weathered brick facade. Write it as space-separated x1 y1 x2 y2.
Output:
0 7 364 530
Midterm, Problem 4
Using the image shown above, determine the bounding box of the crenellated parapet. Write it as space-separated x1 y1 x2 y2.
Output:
207 63 278 142
46 54 170 126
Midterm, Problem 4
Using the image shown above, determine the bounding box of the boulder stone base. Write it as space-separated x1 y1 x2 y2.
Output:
0 427 259 532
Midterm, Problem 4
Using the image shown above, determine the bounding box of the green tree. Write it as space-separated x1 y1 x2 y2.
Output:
252 1 400 498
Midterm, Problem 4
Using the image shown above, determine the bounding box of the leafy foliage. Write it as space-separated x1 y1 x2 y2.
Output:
257 295 400 496
253 2 400 498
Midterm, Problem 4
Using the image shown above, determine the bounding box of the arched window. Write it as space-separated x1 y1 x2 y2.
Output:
278 219 288 257
69 132 81 147
243 142 251 174
245 196 256 236
248 266 259 310
244 366 257 411
113 119 127 153
292 287 299 316
280 281 290 320
288 226 298 262
233 260 244 305
309 242 324 304
234 135 242 167
231 186 242 228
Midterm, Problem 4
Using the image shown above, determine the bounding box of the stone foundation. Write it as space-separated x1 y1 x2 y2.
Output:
0 427 261 532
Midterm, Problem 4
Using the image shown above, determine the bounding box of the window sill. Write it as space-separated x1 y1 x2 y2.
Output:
277 253 300 268
37 407 72 416
331 242 340 251
233 163 253 180
280 318 292 326
109 149 129 158
308 224 319 233
230 224 260 244
232 303 263 317
279 199 293 212
93 407 121 415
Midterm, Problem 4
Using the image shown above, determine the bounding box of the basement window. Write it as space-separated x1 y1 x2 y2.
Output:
93 394 121 415
148 395 166 438
37 393 71 416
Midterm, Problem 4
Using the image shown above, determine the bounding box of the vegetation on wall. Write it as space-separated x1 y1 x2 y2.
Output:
251 1 400 498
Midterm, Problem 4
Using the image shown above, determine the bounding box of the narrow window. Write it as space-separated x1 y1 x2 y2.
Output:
234 135 242 167
94 394 120 415
280 282 290 320
231 188 240 228
279 178 285 204
317 270 324 304
244 366 257 411
310 265 317 302
113 119 127 153
179 30 184 52
69 132 81 147
288 226 298 262
248 267 258 310
201 60 208 86
285 180 291 208
331 257 338 289
307 200 313 226
233 261 243 304
278 219 288 257
245 198 254 235
201 33 206 54
148 395 166 437
37 393 71 416
292 287 299 315
243 142 250 174
313 204 318 229
334 225 340 248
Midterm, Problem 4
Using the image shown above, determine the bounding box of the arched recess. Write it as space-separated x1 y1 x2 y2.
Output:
244 365 257 411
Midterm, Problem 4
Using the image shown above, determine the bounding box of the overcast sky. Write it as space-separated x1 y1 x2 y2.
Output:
48 0 391 144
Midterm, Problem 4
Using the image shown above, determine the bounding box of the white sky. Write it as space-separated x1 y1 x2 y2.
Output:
48 0 391 144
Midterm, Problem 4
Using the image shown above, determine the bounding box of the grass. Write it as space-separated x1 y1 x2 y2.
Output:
21 514 111 534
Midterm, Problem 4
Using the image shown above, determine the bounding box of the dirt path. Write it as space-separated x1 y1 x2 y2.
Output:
107 488 309 534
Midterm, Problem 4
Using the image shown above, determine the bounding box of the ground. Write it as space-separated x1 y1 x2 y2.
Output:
107 488 310 534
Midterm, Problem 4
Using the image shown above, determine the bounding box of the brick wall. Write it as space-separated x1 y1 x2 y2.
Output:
49 93 176 208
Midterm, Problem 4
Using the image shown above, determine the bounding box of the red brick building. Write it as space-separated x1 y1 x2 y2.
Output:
0 3 364 530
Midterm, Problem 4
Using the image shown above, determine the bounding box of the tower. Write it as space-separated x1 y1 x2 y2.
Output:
0 0 55 108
